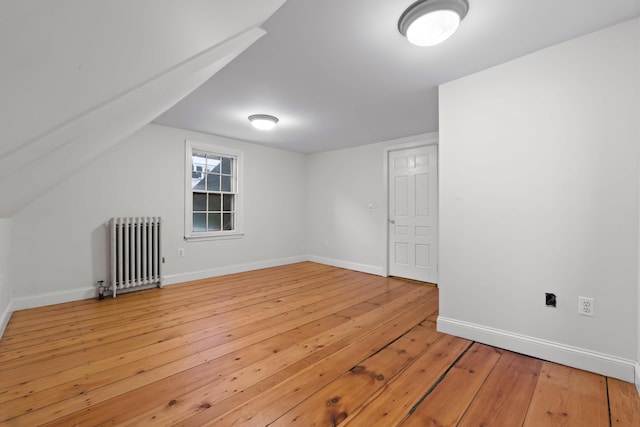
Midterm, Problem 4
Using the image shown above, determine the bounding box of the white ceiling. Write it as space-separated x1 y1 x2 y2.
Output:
154 0 640 154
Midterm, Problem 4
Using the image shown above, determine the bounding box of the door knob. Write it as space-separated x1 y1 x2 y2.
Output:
389 219 395 224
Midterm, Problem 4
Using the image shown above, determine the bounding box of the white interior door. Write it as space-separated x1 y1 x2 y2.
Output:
388 145 438 283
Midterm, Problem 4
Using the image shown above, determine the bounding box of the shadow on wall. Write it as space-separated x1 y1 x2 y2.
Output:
91 221 110 288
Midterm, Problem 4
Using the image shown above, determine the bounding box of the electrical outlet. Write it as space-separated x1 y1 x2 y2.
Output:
323 238 329 246
545 293 556 307
178 248 185 257
578 296 594 317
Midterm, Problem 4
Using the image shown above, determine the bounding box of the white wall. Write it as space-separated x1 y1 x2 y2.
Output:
638 155 640 391
637 13 640 394
438 19 640 381
306 143 385 274
9 124 307 306
306 134 436 275
0 219 11 335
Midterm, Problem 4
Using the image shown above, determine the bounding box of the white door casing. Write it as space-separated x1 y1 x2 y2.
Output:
388 145 438 283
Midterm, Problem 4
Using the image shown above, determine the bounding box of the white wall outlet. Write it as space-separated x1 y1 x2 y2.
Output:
178 248 185 257
578 296 594 317
323 238 329 246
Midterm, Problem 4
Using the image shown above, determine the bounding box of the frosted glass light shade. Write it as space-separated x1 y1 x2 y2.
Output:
399 0 468 47
248 114 279 130
406 10 460 46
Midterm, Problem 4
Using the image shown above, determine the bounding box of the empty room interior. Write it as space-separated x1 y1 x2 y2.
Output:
1 0 640 425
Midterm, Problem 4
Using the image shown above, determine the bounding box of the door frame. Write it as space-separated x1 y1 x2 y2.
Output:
382 133 439 279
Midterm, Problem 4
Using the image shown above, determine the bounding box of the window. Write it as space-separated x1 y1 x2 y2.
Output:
185 141 243 240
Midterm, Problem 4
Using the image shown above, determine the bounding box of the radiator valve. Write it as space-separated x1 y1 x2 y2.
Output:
97 280 105 300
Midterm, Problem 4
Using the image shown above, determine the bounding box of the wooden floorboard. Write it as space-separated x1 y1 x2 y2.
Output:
457 350 543 426
399 343 503 427
524 362 609 426
0 262 638 426
608 378 640 427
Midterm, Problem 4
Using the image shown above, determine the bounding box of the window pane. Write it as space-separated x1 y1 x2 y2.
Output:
207 156 221 173
223 194 234 212
192 165 203 180
208 213 221 231
193 213 206 232
192 175 205 190
192 153 206 189
221 175 231 192
192 153 207 171
193 193 207 211
221 157 232 175
208 193 221 212
223 213 234 231
207 174 220 191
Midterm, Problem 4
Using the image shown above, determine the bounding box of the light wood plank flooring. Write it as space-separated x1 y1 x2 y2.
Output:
0 262 638 426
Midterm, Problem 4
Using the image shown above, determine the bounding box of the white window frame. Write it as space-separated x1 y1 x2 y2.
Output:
184 140 244 241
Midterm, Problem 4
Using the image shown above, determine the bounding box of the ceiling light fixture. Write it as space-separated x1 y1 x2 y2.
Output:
398 0 469 47
248 114 279 130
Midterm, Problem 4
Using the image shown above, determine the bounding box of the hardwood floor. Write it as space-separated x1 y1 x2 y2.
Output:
0 262 638 426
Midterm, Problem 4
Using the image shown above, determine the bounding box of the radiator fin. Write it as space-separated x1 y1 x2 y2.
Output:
110 217 162 297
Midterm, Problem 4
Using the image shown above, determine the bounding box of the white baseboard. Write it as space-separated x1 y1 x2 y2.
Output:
12 287 96 311
1 287 97 339
163 255 308 286
438 316 636 383
635 362 640 395
306 255 384 277
0 299 13 339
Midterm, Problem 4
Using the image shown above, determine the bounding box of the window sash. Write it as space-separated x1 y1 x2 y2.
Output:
185 141 243 241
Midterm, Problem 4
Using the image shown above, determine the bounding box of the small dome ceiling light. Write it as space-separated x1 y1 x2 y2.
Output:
248 114 279 130
398 0 469 47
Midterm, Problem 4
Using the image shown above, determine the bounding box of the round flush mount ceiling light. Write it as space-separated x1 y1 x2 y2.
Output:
398 0 469 47
248 114 279 130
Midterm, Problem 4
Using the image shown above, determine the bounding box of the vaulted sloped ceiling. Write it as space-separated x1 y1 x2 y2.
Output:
0 0 286 217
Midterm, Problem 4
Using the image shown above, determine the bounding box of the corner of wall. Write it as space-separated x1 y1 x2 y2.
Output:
0 298 12 339
0 217 11 339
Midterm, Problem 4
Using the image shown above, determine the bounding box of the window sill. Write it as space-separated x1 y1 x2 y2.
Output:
184 232 244 242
